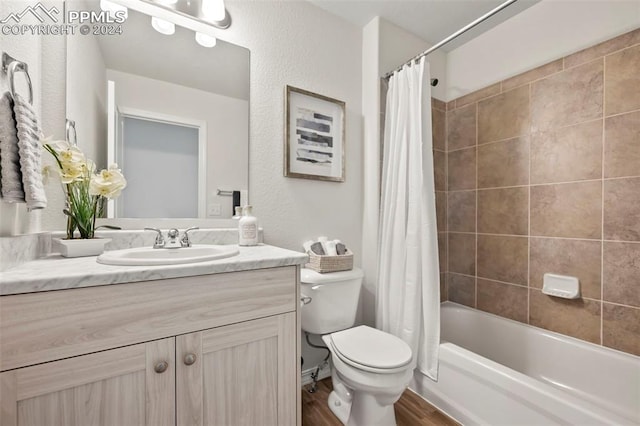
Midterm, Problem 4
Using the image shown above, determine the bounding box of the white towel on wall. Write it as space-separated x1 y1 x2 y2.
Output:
13 93 47 210
0 91 25 203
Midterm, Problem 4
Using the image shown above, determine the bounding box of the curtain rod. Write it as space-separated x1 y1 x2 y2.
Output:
383 0 519 80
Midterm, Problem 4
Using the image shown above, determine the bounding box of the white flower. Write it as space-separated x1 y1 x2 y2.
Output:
89 164 127 199
59 160 86 184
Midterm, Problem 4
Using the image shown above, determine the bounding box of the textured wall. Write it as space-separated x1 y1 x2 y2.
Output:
444 29 640 356
219 1 363 257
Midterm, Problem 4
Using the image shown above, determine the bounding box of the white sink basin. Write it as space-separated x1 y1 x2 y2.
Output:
97 244 239 266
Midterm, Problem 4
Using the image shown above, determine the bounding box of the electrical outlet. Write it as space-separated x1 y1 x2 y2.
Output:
208 203 221 216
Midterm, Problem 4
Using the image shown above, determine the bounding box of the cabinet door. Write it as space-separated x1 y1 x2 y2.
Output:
1 338 175 426
176 313 297 426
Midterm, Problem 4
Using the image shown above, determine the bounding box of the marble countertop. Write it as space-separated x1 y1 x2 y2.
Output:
0 244 308 296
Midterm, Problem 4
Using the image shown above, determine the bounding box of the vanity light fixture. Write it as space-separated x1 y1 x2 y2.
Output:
201 0 225 22
195 32 217 48
100 0 128 19
109 0 230 48
151 16 176 35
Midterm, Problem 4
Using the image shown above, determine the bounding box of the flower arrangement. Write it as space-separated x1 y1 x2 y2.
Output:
43 140 127 239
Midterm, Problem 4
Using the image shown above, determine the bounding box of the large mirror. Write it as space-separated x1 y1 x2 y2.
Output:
65 4 249 219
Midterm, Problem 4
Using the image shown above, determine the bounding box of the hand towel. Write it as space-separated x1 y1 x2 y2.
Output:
0 91 25 202
13 93 47 210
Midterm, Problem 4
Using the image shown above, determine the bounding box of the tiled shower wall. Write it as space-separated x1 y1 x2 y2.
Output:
444 28 640 356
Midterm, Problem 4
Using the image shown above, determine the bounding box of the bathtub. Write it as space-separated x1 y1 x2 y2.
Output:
411 302 640 425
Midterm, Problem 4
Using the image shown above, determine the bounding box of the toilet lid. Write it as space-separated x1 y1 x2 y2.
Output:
330 326 412 370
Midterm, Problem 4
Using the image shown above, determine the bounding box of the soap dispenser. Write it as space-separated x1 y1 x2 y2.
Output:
238 205 258 246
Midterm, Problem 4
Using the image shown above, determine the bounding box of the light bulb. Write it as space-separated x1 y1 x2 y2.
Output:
201 0 225 21
100 0 128 19
151 17 175 35
195 32 217 48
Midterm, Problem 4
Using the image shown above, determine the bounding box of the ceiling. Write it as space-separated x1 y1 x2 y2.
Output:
308 0 540 51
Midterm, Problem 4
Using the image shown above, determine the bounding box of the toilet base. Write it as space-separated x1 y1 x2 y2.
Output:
328 376 401 426
347 391 398 426
328 390 351 424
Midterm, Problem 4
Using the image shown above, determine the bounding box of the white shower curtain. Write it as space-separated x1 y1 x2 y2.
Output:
376 58 440 381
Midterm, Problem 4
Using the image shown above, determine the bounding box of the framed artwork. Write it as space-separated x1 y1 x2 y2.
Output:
284 85 345 182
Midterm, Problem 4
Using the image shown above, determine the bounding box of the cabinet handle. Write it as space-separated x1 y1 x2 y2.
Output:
154 361 169 373
184 353 197 366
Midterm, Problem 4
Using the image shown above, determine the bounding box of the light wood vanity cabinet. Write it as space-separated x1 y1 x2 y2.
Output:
0 266 301 426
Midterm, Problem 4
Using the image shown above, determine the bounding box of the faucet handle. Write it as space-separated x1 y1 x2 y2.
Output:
144 227 165 249
181 226 199 248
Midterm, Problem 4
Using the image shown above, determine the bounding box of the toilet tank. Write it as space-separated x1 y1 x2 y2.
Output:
300 267 364 335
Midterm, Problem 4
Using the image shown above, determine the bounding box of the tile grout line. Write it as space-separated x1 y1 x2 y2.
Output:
445 98 449 302
447 230 640 244
600 57 606 347
527 81 532 325
475 99 479 309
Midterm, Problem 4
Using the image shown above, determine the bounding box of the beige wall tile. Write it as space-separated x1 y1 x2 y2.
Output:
603 242 640 308
446 100 456 111
436 191 447 232
438 233 447 273
564 28 640 68
448 147 476 190
605 44 640 116
477 235 528 285
447 190 476 232
502 59 564 91
447 104 476 151
478 137 529 188
529 289 601 344
432 98 446 112
530 120 603 184
448 233 475 276
603 303 640 356
531 60 603 132
434 150 447 191
477 279 528 322
531 181 602 239
604 177 640 241
530 238 602 299
455 82 501 108
478 187 528 235
605 111 640 178
432 108 446 151
448 273 475 307
478 85 530 144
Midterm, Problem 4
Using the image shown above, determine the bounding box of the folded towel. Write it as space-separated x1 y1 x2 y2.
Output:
13 93 46 210
0 91 24 202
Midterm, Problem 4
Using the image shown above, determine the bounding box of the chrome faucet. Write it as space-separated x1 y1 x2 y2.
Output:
144 227 200 249
144 227 165 249
165 228 181 248
181 226 199 247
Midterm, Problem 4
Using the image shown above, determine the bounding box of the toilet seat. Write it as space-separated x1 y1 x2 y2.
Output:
329 326 412 374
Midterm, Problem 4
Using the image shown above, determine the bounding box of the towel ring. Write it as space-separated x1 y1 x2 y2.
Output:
2 52 33 105
66 119 78 146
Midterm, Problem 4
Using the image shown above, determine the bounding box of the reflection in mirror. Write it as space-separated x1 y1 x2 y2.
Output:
65 5 249 219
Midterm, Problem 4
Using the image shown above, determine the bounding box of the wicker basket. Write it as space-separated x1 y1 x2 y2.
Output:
305 250 354 273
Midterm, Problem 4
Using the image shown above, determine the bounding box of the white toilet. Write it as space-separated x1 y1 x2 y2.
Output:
300 268 414 426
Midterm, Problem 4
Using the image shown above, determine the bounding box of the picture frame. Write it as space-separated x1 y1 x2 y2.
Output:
284 85 346 182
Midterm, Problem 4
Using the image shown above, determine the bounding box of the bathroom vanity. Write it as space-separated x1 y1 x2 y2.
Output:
0 245 307 426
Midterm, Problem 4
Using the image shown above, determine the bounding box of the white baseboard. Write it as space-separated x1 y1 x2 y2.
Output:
301 363 331 386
